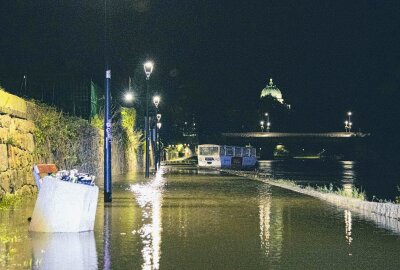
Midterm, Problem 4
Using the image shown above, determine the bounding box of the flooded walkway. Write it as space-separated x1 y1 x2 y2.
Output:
1 166 400 269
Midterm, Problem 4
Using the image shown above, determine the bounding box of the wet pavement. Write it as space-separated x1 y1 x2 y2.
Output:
1 166 400 269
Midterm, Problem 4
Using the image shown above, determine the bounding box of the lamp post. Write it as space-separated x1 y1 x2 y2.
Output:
104 69 112 202
260 120 265 132
347 112 352 132
144 61 154 178
344 112 352 132
103 0 113 202
265 113 270 132
156 121 162 168
153 96 160 172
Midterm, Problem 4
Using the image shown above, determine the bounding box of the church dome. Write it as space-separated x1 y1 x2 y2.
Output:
260 78 284 103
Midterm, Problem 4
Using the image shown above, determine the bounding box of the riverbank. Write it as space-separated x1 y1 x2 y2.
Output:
221 169 400 233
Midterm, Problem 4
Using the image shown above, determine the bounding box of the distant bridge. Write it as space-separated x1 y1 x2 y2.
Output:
222 132 369 139
221 132 371 159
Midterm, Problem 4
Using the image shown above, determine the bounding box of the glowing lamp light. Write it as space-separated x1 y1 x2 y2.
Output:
156 122 162 129
348 111 352 116
267 122 271 127
144 61 154 79
260 120 265 126
156 113 162 121
124 92 134 103
153 95 161 107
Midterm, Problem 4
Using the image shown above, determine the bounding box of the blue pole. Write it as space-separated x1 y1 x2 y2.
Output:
154 126 158 172
145 77 150 178
104 69 112 202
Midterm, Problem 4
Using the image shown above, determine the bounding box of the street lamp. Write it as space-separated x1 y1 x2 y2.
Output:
152 104 161 172
144 61 154 178
124 92 134 103
265 113 271 132
344 112 353 132
260 120 265 132
153 95 160 108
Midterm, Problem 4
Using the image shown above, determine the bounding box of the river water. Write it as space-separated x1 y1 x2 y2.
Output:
1 166 400 269
259 160 400 201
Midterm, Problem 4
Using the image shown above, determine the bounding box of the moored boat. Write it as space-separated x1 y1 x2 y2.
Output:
198 144 257 170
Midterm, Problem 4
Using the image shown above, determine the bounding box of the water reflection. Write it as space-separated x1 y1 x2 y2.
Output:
130 170 165 270
258 186 282 262
103 206 111 270
341 161 356 182
31 231 98 270
259 192 271 255
344 210 353 256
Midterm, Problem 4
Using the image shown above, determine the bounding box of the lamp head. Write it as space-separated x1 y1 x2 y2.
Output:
153 95 160 107
157 122 162 129
124 92 134 103
144 61 154 78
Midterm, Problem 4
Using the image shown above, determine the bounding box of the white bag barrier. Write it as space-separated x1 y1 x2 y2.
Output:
29 177 99 232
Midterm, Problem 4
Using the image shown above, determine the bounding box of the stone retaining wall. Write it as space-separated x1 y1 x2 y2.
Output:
223 169 400 233
0 88 139 199
0 89 36 197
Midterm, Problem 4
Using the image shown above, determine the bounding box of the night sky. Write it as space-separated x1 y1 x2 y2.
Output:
1 1 400 139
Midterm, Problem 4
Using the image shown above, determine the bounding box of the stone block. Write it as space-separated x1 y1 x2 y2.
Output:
25 133 35 152
0 127 9 143
26 168 36 185
7 145 15 169
14 169 25 189
0 144 8 172
0 89 27 117
14 118 35 134
0 114 12 128
0 172 11 192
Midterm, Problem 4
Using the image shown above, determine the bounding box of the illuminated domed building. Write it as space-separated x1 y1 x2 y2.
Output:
260 78 284 103
258 78 292 132
260 78 290 109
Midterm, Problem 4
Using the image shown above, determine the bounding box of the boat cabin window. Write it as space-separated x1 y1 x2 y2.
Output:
199 146 219 156
234 147 242 157
225 146 233 156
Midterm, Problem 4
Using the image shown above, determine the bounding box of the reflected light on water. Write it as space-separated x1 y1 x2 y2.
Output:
341 161 355 182
31 231 98 270
130 169 165 270
259 195 271 255
344 210 353 255
258 186 282 262
104 207 111 270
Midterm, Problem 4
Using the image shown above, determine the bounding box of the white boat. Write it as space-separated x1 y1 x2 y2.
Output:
197 144 257 169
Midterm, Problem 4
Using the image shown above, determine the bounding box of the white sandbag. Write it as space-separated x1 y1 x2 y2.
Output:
29 177 99 232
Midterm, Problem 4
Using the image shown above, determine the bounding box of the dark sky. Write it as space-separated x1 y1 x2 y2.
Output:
1 0 400 137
